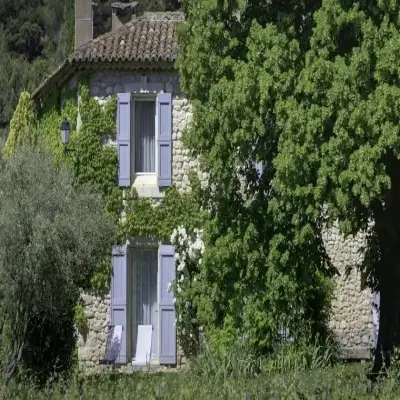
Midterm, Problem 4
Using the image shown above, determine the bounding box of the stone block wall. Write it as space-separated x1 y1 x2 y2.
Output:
77 293 186 373
89 71 180 98
172 95 207 192
323 225 373 358
77 71 199 372
78 229 374 373
77 294 110 373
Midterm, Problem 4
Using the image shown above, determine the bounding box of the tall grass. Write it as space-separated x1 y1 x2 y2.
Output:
2 364 400 399
189 341 262 379
262 335 338 374
2 342 400 399
190 335 338 378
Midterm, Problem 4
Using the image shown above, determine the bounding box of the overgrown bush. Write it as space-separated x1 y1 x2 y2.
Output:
0 144 115 386
2 91 37 157
170 222 336 361
189 336 338 380
170 226 204 358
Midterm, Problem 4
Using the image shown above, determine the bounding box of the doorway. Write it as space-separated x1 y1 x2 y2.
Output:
131 248 159 360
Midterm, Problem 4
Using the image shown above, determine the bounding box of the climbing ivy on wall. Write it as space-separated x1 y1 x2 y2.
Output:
37 86 78 160
34 79 121 294
37 79 121 222
120 182 205 243
8 77 206 363
7 77 204 296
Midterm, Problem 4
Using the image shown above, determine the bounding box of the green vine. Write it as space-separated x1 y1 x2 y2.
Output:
6 73 209 363
8 76 203 296
120 172 204 242
73 81 121 223
37 85 78 161
35 76 122 293
37 78 121 222
74 302 89 339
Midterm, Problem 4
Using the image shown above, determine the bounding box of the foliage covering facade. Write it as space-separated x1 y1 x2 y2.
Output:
178 0 400 372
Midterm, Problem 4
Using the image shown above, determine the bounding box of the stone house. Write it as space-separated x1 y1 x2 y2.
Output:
33 0 375 372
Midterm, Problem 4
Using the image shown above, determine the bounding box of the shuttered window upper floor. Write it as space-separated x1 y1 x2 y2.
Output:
117 92 172 190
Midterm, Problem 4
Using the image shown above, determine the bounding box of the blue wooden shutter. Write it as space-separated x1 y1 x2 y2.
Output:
157 93 172 187
158 245 176 364
117 93 131 187
111 245 128 363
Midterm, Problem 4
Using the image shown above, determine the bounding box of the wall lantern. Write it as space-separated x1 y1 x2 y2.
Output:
60 118 75 153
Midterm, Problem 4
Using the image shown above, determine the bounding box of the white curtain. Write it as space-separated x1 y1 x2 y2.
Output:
132 249 158 359
135 101 155 173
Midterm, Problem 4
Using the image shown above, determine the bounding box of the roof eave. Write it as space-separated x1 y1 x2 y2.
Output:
32 60 177 101
32 59 73 100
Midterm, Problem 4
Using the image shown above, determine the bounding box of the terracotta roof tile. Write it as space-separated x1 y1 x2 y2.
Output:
33 12 183 99
71 14 180 64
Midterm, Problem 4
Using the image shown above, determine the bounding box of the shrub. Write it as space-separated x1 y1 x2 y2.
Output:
0 144 115 386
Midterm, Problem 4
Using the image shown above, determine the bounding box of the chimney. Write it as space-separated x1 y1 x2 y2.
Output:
111 2 139 32
75 0 94 50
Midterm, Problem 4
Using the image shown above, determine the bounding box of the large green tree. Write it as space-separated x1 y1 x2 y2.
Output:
0 0 74 137
273 0 400 374
177 0 333 354
178 0 400 372
3 91 37 157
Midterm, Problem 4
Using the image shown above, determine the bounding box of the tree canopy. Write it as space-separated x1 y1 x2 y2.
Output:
178 0 400 372
178 0 332 353
272 0 400 374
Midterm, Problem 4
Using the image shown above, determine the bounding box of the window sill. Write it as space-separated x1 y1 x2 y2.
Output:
132 174 163 198
131 358 160 366
134 173 157 185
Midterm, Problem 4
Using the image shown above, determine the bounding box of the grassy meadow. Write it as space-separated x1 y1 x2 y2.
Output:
2 343 400 400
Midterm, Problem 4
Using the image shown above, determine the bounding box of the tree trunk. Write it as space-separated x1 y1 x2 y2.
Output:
371 271 400 375
3 341 24 385
3 301 28 385
371 157 400 376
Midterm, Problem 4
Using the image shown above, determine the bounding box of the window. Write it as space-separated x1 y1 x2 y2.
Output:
133 100 156 174
131 248 159 360
117 92 173 190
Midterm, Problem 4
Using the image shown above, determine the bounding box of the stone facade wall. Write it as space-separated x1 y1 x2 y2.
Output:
75 70 374 372
323 225 373 358
88 70 205 193
89 71 180 97
77 293 186 373
172 95 206 192
78 294 186 374
77 294 110 373
76 71 197 373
